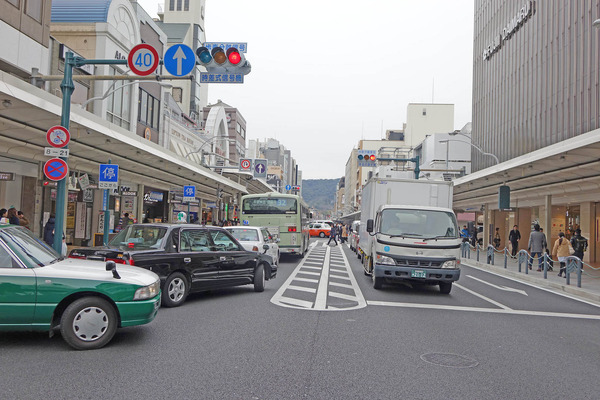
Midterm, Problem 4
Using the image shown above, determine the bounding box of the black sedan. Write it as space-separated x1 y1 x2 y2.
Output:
69 224 276 307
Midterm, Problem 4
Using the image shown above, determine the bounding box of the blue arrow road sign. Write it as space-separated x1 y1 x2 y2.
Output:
253 159 267 178
164 44 196 77
285 185 291 191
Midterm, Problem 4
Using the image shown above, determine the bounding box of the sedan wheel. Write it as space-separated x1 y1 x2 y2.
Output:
254 264 265 292
319 232 325 238
162 272 189 307
60 297 117 350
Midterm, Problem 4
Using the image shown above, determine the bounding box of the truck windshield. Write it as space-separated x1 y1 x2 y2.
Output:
379 209 458 239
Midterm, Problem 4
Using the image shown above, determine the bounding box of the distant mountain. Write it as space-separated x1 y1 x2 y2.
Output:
302 179 339 213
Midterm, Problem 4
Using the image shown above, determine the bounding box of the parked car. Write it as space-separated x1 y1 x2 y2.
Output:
308 223 331 238
225 226 280 266
349 221 360 252
69 224 276 308
0 224 160 350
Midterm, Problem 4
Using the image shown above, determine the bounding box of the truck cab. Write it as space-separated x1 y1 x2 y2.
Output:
364 205 461 293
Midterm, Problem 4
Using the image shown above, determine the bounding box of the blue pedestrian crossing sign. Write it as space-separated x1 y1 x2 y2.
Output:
164 44 196 77
183 185 196 202
99 164 119 189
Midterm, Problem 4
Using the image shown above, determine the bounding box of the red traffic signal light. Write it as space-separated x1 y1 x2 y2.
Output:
227 48 242 65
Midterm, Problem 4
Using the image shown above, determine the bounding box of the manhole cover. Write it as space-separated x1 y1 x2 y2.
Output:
420 353 479 368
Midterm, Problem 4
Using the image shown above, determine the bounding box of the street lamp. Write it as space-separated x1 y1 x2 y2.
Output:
80 80 172 109
447 132 500 165
184 137 236 166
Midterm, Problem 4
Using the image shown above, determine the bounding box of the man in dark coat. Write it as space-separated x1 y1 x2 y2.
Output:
509 225 521 256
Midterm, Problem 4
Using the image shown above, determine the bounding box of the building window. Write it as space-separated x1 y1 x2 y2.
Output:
236 122 241 134
422 108 427 116
106 68 131 130
25 0 42 21
184 0 189 11
138 89 160 131
177 0 182 11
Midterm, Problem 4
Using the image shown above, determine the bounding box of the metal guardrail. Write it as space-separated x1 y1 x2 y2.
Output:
459 242 600 288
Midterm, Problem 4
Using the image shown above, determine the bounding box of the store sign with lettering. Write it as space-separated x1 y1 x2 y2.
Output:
482 2 534 61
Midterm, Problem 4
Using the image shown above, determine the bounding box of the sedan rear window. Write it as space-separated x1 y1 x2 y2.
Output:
109 225 168 249
226 229 259 241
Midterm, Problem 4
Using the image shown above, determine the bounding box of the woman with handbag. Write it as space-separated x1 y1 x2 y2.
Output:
552 232 571 277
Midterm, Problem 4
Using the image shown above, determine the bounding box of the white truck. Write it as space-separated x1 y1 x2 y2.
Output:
358 178 461 293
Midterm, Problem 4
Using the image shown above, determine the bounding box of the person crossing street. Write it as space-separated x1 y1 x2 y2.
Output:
327 224 338 246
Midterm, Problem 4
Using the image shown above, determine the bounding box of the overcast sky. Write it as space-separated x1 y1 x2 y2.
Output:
137 0 475 180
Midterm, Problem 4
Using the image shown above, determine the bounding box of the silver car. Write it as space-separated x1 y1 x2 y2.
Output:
226 226 280 266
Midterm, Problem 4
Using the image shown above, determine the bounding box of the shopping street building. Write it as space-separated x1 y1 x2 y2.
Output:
454 1 600 263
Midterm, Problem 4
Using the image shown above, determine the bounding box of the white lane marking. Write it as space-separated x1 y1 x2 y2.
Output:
293 277 319 283
329 281 353 289
454 283 512 310
367 301 600 320
462 263 600 308
302 266 322 271
314 246 331 310
279 297 313 308
329 291 359 301
330 273 351 281
288 285 317 294
297 271 321 276
467 275 528 296
330 268 346 274
335 245 367 309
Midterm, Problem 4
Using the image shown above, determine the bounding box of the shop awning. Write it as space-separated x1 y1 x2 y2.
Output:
453 128 600 210
0 71 248 197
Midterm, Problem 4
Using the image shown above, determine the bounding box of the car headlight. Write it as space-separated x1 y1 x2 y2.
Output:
441 260 457 269
376 254 396 265
133 280 160 300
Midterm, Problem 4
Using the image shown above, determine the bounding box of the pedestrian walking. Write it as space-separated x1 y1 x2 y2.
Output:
553 232 570 277
43 215 56 246
493 227 501 249
509 225 521 256
17 210 30 229
528 224 547 271
570 228 588 261
7 208 19 225
327 224 338 246
341 224 348 244
460 225 470 242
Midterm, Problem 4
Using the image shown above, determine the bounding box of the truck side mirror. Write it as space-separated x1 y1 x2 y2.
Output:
367 219 374 233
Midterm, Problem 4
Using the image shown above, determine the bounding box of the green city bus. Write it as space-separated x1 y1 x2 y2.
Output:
240 193 310 256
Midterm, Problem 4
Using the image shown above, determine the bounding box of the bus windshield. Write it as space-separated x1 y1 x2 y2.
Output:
242 197 298 214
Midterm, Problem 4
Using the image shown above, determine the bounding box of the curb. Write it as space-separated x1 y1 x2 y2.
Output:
462 259 600 305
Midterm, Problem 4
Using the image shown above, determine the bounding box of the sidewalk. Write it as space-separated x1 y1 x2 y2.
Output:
461 247 600 305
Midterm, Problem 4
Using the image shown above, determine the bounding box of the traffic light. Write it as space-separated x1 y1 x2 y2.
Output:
196 46 251 75
358 154 376 162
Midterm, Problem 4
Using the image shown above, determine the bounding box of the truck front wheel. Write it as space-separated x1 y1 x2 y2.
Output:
439 282 452 294
371 260 383 290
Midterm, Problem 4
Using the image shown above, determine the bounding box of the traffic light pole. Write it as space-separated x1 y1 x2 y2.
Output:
56 52 127 254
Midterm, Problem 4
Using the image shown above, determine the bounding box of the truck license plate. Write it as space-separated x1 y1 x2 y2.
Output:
411 270 426 278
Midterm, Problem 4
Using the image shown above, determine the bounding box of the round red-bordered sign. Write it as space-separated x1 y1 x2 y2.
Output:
240 159 251 170
128 44 159 76
44 158 69 181
46 125 70 148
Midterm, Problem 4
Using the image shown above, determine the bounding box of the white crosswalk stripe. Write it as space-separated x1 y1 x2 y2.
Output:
270 243 366 311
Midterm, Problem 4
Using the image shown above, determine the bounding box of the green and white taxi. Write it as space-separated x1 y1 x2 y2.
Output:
0 225 160 350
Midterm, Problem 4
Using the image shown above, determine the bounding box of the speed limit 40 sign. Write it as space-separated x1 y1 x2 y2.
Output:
128 44 159 76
